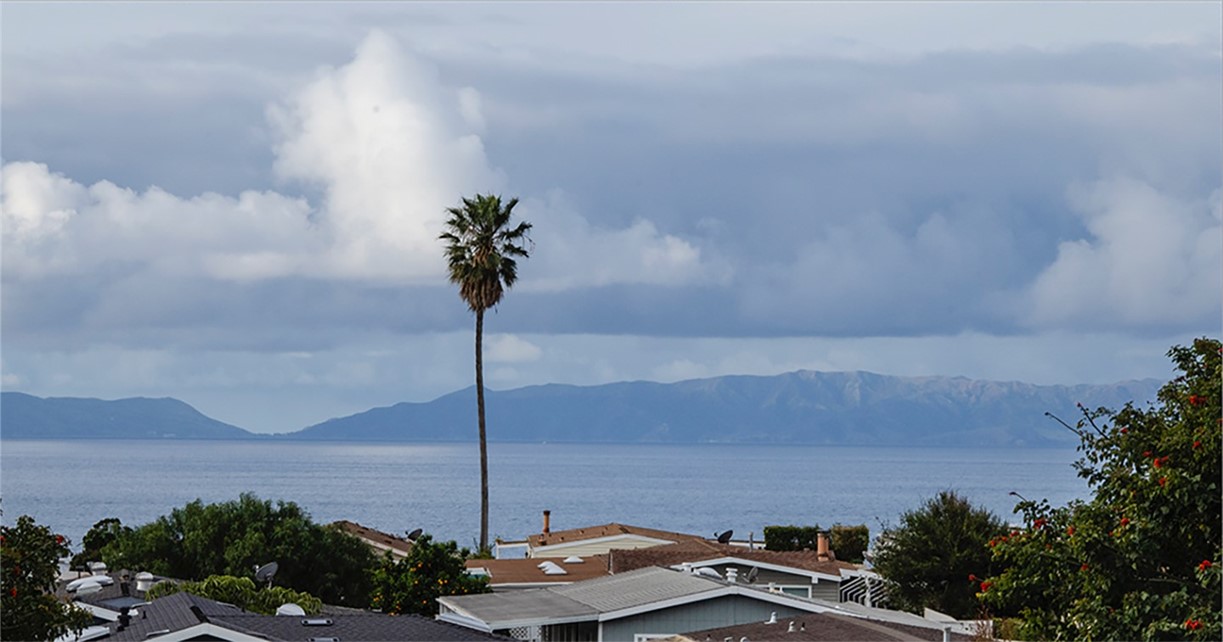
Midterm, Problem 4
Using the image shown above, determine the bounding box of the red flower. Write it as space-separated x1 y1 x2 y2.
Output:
1066 526 1075 536
979 581 992 592
1119 517 1130 527
55 534 64 544
1153 456 1167 468
1185 619 1202 630
1033 518 1046 529
8 587 14 598
1199 560 1213 572
1080 563 1089 572
1193 440 1202 449
1119 427 1128 434
1143 450 1152 458
1158 476 1168 487
1188 395 1203 406
968 574 978 582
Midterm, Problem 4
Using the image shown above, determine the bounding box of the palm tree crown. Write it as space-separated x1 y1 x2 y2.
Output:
440 194 532 313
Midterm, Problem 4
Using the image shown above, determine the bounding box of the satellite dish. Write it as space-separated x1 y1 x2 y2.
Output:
716 530 734 544
255 562 279 585
745 566 759 584
406 528 423 541
276 603 307 616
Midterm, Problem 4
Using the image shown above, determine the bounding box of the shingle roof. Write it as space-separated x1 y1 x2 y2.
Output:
678 613 976 642
609 540 856 576
528 523 705 548
332 519 415 557
465 555 611 585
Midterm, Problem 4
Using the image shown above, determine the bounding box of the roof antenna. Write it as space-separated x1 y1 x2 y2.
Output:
716 530 734 544
744 566 759 584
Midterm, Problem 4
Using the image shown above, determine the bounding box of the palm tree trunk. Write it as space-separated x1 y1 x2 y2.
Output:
475 308 489 553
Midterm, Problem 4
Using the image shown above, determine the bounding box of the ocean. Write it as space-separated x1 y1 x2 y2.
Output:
0 440 1089 551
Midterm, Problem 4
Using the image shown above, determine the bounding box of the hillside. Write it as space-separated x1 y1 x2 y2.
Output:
288 370 1161 447
0 392 256 440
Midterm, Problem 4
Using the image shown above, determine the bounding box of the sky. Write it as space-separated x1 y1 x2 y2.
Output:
2 2 1220 434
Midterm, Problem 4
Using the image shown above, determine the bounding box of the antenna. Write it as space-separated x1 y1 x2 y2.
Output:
406 528 423 541
255 562 279 588
745 566 759 584
716 530 734 544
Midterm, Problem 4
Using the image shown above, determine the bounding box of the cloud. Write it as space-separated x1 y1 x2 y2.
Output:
2 30 713 295
1025 178 1222 329
485 334 542 363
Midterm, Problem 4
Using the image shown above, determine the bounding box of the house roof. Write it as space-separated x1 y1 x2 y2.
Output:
676 613 976 642
609 540 856 577
332 519 415 557
82 589 507 642
465 555 611 585
528 522 705 549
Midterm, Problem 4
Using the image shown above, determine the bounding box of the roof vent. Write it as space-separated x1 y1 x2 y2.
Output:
302 618 334 627
135 572 155 592
562 556 584 563
539 561 568 575
276 603 306 616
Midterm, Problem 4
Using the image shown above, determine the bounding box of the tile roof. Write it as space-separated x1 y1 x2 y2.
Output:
528 522 706 548
678 613 976 642
332 519 416 557
608 540 856 576
465 555 611 585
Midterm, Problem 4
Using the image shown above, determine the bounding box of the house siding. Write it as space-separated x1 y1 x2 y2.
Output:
599 596 807 642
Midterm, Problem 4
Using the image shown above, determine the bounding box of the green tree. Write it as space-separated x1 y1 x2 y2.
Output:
831 524 870 564
982 338 1221 641
439 193 532 553
872 490 1009 619
102 493 378 607
70 517 130 570
146 575 323 615
1 515 92 641
369 534 489 616
763 525 823 551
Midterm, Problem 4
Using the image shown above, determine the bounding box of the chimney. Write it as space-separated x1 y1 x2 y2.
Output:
816 531 830 561
726 567 738 583
543 510 551 535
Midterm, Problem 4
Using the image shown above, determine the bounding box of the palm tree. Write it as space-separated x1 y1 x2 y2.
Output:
439 194 532 552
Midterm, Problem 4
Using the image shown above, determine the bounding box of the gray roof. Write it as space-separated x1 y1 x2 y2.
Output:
440 567 726 627
84 589 505 642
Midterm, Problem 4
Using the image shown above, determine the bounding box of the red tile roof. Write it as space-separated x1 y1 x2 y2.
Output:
332 520 415 557
528 523 706 549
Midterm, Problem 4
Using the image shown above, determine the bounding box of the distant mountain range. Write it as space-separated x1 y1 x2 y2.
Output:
1 371 1162 446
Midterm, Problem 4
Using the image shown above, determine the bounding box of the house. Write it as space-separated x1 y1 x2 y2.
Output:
607 539 859 601
332 519 416 559
671 612 977 642
516 512 708 559
466 555 612 590
438 565 969 642
61 576 505 642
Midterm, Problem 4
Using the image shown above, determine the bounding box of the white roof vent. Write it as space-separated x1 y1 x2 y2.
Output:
562 556 584 563
539 561 568 575
276 603 307 616
88 562 108 575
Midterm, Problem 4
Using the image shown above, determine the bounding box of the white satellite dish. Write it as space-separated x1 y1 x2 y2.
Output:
255 562 279 585
275 603 307 616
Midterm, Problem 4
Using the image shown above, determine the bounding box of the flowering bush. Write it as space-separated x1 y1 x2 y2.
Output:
368 534 488 616
1 515 92 641
981 338 1221 641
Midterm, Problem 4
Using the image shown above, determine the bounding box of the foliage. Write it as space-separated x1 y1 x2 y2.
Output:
101 493 378 607
439 193 532 553
872 490 1009 619
146 574 322 615
70 517 131 570
982 338 1221 641
1 515 93 641
763 525 822 551
369 534 489 616
830 524 870 564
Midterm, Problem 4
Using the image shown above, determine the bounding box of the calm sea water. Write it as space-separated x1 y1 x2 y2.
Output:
0 440 1089 551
